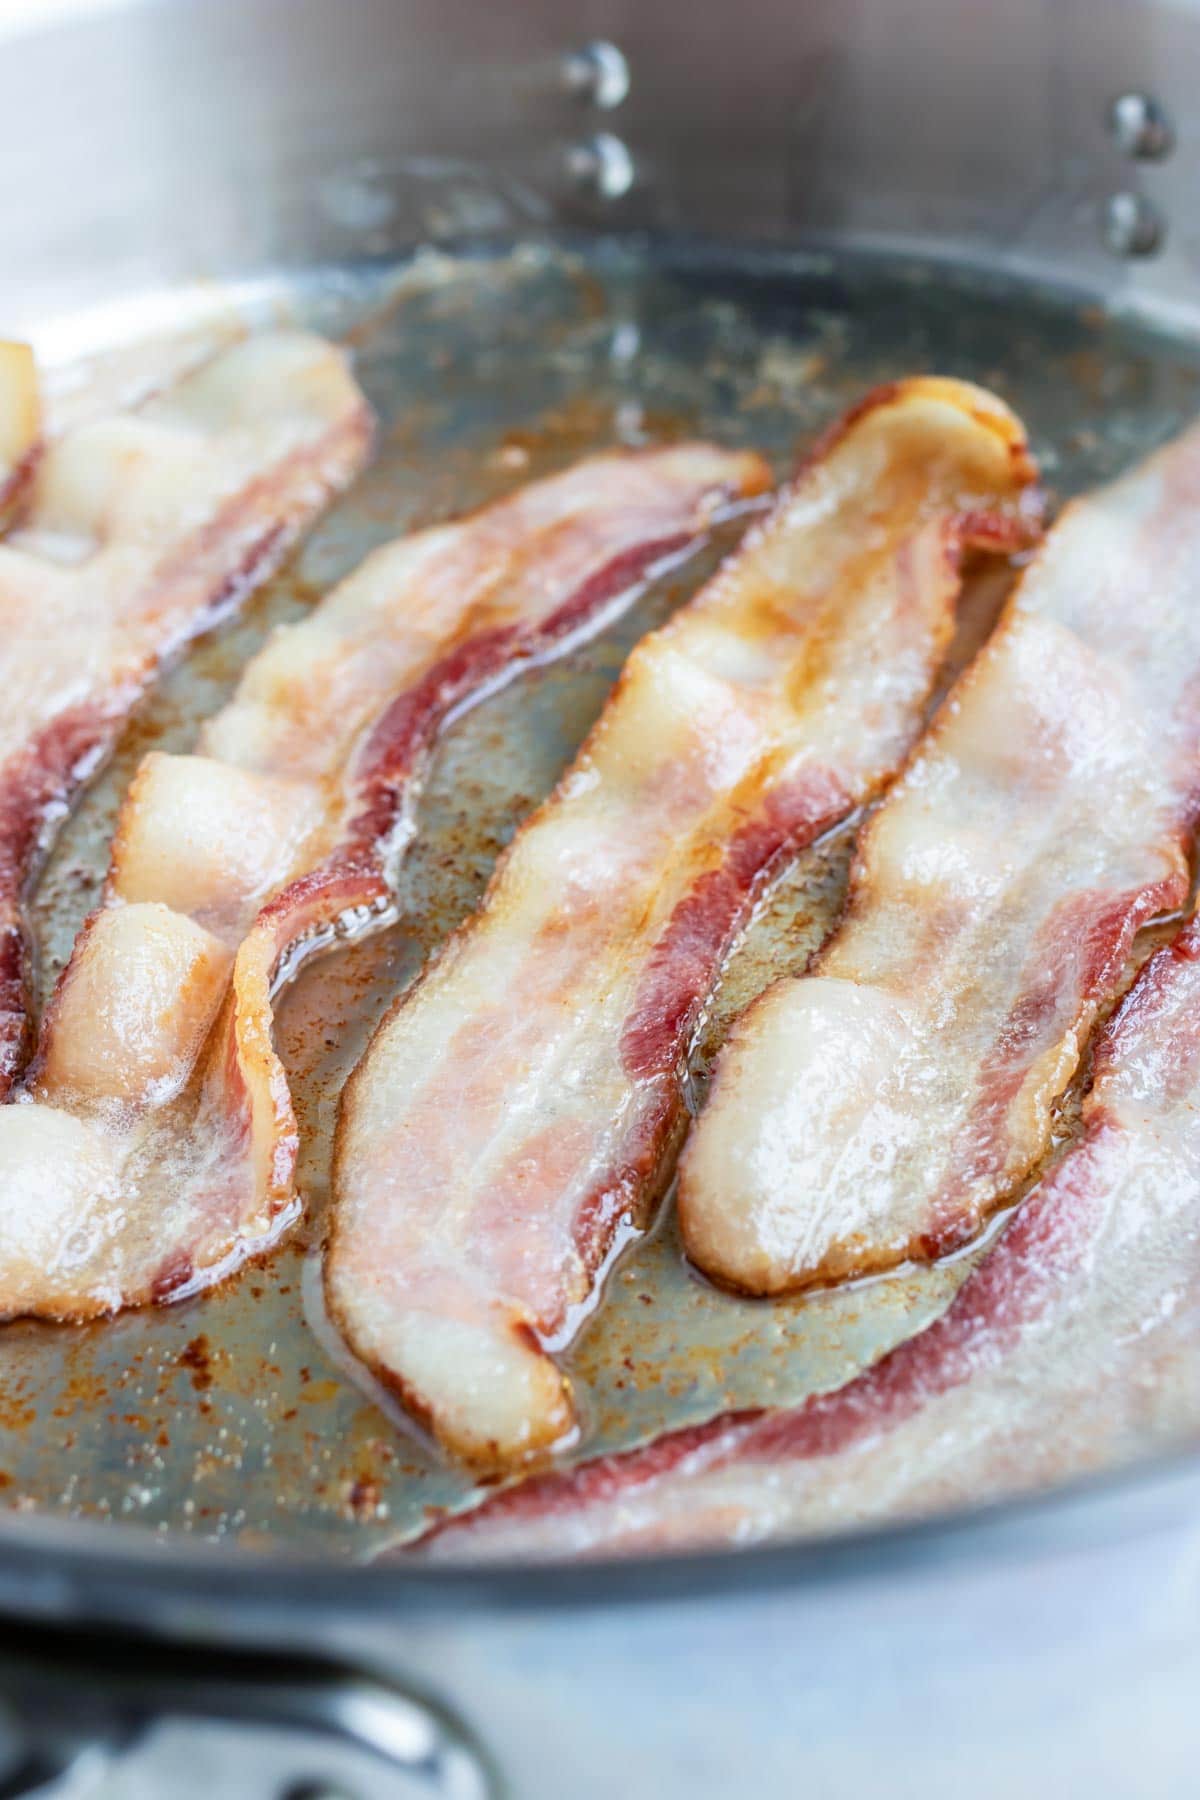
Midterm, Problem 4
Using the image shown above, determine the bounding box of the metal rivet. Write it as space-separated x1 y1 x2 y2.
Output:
1109 91 1175 160
1102 190 1166 257
562 41 631 110
565 133 635 199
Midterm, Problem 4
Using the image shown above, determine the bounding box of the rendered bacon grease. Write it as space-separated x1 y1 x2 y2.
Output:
0 343 39 514
412 915 1200 1561
0 332 372 1095
330 378 1041 1473
0 445 765 1319
681 417 1200 1296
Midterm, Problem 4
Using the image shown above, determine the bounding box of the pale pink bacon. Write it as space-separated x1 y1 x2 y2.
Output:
411 915 1200 1562
0 332 372 1095
0 343 40 517
681 417 1200 1297
0 443 767 1320
329 378 1041 1473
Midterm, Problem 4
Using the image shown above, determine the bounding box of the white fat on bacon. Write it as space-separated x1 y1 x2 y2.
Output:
0 331 373 1094
410 915 1200 1563
329 377 1041 1473
681 417 1200 1295
0 444 768 1319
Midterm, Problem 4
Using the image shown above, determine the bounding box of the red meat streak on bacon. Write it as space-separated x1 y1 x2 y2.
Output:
551 772 853 1279
620 774 849 1082
921 875 1189 1260
351 533 694 803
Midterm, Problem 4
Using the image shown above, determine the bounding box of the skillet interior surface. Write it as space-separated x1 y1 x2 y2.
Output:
6 238 1200 1562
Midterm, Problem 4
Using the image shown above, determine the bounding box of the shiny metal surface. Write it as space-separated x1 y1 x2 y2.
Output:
5 0 1200 335
0 1625 492 1798
4 1452 1200 1798
3 0 1200 1793
1109 89 1177 161
3 240 1200 1560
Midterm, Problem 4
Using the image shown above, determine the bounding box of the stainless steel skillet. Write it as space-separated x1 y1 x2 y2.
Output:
2 0 1200 1794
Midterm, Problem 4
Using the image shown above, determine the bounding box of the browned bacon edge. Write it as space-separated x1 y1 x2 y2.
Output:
0 410 371 1101
913 871 1187 1268
151 522 747 1302
412 923 1200 1557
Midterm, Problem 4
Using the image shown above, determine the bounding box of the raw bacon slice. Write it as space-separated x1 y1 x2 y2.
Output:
0 444 767 1320
0 332 372 1095
681 417 1200 1296
411 916 1200 1562
0 342 40 515
329 378 1041 1473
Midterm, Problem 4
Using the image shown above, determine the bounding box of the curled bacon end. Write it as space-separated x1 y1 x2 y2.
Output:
330 377 1041 1475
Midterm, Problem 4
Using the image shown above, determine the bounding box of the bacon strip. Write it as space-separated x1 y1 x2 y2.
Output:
0 444 766 1320
329 378 1041 1473
411 914 1200 1562
0 332 372 1095
0 342 40 516
681 418 1200 1296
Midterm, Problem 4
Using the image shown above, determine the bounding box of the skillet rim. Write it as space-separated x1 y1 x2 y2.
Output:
0 1435 1196 1628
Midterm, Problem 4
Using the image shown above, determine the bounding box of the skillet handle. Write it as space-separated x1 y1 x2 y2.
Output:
0 1620 496 1799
